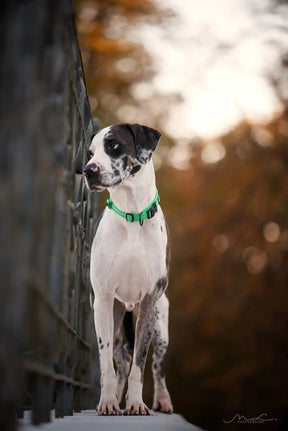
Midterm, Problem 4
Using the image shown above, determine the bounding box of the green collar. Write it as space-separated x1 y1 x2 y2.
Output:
106 189 160 225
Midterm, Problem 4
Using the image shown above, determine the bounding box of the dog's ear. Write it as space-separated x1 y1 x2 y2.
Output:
128 123 161 164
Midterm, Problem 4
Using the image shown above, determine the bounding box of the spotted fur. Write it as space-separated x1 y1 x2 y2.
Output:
84 123 173 416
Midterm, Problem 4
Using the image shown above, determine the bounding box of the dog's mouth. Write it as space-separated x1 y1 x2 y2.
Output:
85 177 106 192
89 183 105 192
85 176 122 192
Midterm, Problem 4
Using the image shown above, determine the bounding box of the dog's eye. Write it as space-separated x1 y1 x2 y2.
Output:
87 149 94 159
109 141 120 151
105 140 123 157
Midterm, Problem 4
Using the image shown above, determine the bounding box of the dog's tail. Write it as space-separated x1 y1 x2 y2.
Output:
123 311 135 351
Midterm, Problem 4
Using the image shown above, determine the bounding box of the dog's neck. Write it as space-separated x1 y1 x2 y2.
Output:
108 161 156 214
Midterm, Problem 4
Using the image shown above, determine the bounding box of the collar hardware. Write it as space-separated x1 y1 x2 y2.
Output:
106 189 159 225
146 202 158 219
126 213 135 223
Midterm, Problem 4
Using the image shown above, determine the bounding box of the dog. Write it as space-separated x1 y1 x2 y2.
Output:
83 123 173 416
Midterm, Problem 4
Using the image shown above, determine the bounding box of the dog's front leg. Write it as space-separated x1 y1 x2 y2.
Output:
94 294 121 415
124 293 156 416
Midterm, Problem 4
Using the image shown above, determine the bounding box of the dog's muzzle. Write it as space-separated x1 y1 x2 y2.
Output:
83 163 101 190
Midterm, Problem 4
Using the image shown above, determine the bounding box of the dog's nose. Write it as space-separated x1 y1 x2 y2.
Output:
83 163 99 177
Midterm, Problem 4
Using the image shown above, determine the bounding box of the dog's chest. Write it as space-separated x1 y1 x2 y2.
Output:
91 211 168 303
112 234 155 302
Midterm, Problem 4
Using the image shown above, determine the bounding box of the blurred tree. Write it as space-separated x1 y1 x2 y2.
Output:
157 111 288 430
74 0 176 129
74 1 288 429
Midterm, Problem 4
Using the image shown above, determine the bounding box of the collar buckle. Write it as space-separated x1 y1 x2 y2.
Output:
126 213 135 222
146 202 158 219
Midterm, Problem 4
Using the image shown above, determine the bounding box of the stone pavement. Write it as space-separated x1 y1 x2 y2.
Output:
19 410 204 431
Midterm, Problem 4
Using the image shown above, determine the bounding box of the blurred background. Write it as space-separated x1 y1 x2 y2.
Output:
74 0 288 429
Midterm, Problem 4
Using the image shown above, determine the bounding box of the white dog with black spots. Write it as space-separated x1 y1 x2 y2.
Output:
84 123 173 416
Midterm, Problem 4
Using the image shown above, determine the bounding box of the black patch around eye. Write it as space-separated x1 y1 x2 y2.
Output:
104 138 123 158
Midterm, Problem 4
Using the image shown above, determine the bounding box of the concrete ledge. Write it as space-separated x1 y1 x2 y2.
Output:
19 410 203 431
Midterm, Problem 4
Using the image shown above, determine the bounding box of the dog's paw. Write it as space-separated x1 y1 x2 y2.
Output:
153 389 173 414
97 399 122 416
124 400 151 416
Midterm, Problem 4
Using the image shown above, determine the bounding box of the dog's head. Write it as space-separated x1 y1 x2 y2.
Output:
83 123 161 191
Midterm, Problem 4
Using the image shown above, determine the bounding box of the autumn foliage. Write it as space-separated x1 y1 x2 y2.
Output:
156 113 288 429
75 1 288 429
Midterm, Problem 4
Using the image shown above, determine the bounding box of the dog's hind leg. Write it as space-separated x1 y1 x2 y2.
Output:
152 293 173 413
113 300 132 404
